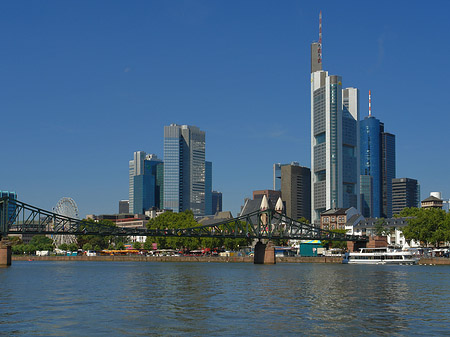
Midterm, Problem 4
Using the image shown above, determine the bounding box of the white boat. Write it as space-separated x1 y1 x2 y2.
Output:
342 247 418 265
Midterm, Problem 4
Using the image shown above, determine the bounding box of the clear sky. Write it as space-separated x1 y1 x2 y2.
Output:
2 1 450 217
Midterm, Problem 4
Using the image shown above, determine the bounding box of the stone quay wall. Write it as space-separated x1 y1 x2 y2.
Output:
13 255 342 263
12 255 450 265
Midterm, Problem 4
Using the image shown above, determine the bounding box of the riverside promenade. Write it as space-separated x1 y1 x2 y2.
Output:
12 255 450 264
13 255 342 263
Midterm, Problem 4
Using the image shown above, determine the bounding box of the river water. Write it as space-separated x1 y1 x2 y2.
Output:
1 261 449 336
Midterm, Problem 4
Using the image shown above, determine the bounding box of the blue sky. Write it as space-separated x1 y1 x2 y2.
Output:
2 1 450 217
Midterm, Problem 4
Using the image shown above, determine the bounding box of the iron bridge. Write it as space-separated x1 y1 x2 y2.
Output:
0 197 366 242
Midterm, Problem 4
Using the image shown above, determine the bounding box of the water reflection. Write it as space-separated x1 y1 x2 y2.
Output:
0 262 449 336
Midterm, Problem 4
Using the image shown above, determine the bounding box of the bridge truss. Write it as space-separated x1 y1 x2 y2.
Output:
0 197 366 242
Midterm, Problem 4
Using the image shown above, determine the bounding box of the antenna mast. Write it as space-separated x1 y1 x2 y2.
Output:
318 11 322 64
369 90 372 116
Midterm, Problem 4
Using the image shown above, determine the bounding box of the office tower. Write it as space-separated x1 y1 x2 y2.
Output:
280 163 311 221
156 162 164 209
0 191 17 223
129 152 162 214
273 162 299 191
381 129 396 218
359 175 373 217
392 178 420 215
205 161 213 215
310 13 360 224
253 190 282 206
359 91 396 218
212 191 222 214
163 124 206 216
119 200 129 214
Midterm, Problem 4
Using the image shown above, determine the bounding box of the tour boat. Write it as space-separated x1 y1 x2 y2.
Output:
342 247 418 265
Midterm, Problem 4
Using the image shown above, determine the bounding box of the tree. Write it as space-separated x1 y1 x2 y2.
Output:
30 235 54 251
323 229 347 250
82 243 93 251
133 241 142 250
77 219 117 250
400 207 450 247
374 218 388 236
59 243 68 251
68 243 78 252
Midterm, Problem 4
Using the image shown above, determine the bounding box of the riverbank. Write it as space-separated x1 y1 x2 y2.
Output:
13 255 342 263
12 255 450 264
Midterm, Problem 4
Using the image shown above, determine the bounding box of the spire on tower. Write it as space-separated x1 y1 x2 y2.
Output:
369 90 372 116
318 11 322 64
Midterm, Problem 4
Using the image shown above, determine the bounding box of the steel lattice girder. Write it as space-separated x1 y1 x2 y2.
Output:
0 197 367 242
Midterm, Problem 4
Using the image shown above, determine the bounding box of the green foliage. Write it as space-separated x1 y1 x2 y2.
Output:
7 236 22 246
82 243 93 251
146 211 250 251
374 218 388 236
68 243 78 252
77 219 118 250
323 229 348 250
59 243 68 251
400 207 450 247
116 242 125 250
133 241 142 250
30 235 54 251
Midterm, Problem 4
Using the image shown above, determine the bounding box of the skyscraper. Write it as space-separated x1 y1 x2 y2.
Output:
280 163 311 222
212 191 223 214
163 124 206 216
310 13 360 224
392 178 420 215
129 152 162 214
205 161 213 215
381 129 396 218
359 91 396 218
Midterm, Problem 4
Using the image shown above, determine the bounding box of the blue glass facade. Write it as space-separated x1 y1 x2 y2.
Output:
0 191 17 224
129 152 162 214
360 116 381 217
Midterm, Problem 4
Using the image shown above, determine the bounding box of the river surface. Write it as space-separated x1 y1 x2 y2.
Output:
1 261 449 336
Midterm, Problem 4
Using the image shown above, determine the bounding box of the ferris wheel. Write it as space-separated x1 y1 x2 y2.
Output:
52 197 79 247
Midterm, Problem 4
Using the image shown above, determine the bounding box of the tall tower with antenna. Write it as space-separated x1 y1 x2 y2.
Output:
310 11 360 224
359 90 396 218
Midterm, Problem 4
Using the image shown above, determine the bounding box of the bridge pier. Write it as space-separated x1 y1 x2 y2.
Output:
254 240 276 264
0 238 12 267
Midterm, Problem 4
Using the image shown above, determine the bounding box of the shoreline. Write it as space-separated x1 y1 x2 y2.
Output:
13 255 342 263
12 255 450 265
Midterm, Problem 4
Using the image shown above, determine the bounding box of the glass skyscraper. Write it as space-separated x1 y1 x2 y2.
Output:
359 114 396 218
360 116 381 217
205 161 212 215
129 152 162 214
310 44 360 224
163 124 206 216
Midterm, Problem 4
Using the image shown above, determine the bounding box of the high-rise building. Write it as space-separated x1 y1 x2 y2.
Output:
280 163 311 222
129 152 162 214
273 162 299 191
119 200 129 214
163 124 206 216
392 178 420 215
0 191 17 223
359 92 396 219
212 191 222 214
310 14 360 224
205 161 213 215
381 130 396 218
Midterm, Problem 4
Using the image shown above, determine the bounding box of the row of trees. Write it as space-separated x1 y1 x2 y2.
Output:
399 207 450 247
145 210 250 251
9 212 252 254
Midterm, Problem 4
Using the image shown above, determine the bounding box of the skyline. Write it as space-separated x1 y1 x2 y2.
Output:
2 1 450 217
